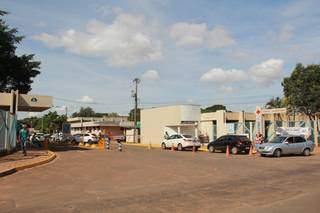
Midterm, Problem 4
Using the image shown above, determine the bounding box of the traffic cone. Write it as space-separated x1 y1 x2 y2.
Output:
171 143 175 151
249 145 253 156
226 145 230 157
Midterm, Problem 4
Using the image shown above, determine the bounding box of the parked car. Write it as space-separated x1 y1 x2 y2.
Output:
50 133 62 142
162 134 201 151
72 134 82 144
207 135 252 154
256 135 315 157
34 133 45 142
82 133 98 143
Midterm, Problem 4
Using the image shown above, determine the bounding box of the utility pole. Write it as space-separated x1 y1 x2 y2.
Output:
132 78 140 143
65 106 68 118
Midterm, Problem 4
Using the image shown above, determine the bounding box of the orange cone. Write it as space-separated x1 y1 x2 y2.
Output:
249 145 253 156
226 145 230 157
171 143 175 151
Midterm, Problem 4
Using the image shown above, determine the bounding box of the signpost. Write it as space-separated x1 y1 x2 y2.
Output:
261 108 287 115
255 106 264 136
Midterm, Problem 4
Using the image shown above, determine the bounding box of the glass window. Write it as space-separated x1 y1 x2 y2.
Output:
294 137 306 143
269 136 286 143
176 135 182 139
286 137 294 143
168 135 176 140
182 134 193 138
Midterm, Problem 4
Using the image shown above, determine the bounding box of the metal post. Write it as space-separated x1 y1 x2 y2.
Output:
133 78 140 143
315 116 319 148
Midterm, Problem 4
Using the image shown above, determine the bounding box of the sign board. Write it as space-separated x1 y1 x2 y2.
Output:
62 123 71 134
255 106 264 135
262 108 287 115
276 127 311 137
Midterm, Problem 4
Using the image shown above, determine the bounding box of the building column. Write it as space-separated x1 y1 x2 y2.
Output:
238 111 245 134
177 126 181 134
195 122 198 138
216 110 227 138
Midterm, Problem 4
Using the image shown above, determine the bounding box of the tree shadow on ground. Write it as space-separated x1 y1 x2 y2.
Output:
49 144 91 152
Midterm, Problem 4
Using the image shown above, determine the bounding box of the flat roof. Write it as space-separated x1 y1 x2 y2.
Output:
0 92 53 112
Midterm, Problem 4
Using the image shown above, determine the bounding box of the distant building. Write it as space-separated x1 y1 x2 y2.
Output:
67 115 134 137
140 105 201 145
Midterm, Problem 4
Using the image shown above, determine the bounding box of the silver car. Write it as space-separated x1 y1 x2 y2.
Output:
257 135 315 157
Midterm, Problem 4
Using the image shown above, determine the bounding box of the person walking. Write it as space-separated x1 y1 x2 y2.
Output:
19 125 29 156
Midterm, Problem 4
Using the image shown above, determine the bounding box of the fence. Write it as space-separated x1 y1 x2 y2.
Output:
0 109 17 154
231 120 319 144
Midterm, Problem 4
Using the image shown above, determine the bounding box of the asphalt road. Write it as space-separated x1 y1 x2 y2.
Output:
1 144 320 213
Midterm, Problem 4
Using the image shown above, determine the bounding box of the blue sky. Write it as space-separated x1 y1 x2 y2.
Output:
2 0 320 116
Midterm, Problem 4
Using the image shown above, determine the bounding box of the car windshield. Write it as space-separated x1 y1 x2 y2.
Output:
182 135 193 138
269 136 287 143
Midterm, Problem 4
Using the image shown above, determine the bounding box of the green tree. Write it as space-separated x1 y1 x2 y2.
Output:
0 10 41 93
72 107 96 117
265 97 286 109
201 104 228 113
19 111 66 133
128 108 141 121
282 63 320 120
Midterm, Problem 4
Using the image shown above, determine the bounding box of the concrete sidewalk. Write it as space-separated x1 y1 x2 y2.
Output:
0 150 56 177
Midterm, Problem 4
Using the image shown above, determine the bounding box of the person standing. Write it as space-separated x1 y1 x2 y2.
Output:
19 125 29 156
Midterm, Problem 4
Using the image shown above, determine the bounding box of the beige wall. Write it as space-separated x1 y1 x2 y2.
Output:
140 105 200 145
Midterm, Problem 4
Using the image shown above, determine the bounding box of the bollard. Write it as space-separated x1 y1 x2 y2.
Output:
118 141 122 152
226 145 230 157
105 139 110 150
192 145 196 153
248 145 253 156
43 139 49 150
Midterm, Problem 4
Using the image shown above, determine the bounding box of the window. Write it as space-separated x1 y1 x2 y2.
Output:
182 134 193 138
85 134 90 136
286 137 294 143
294 137 306 143
176 135 182 139
168 135 176 140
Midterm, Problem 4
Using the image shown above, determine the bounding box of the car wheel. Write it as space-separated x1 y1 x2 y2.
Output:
177 143 183 151
208 145 215 153
273 149 281 158
161 143 166 150
303 148 310 156
231 147 238 155
88 139 92 144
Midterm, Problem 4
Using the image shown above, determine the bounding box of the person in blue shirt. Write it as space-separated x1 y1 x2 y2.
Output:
19 125 29 156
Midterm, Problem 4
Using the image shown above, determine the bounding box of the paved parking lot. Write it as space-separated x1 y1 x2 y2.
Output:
1 144 320 212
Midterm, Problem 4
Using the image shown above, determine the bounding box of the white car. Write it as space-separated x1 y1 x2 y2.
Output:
162 134 201 151
82 133 98 143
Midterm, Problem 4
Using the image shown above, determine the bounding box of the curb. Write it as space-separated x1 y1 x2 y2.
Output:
0 151 57 177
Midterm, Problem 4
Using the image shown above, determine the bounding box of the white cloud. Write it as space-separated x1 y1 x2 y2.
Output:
142 70 159 80
200 68 247 83
78 96 94 103
169 22 235 48
201 58 284 87
249 59 283 85
33 11 162 68
279 24 294 41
